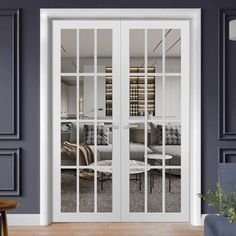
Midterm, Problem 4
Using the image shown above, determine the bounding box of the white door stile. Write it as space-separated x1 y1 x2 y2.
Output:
162 28 166 214
120 20 130 221
76 28 80 214
180 20 190 220
52 21 62 220
94 28 98 213
112 22 121 218
144 28 148 214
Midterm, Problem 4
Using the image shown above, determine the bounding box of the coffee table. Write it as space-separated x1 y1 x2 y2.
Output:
90 160 151 190
147 154 173 192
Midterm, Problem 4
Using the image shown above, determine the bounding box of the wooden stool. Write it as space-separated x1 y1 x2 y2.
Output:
0 200 18 236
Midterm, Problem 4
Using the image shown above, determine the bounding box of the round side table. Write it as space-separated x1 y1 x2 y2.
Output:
147 154 173 193
0 200 18 236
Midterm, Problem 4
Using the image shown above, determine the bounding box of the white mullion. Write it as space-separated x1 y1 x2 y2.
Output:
61 73 77 76
58 25 62 214
163 166 181 169
129 166 154 170
144 29 148 213
61 119 77 123
61 72 113 77
130 73 181 77
162 28 166 213
78 119 113 123
94 29 98 213
147 119 181 123
60 166 78 170
76 29 80 213
61 73 114 77
148 166 165 170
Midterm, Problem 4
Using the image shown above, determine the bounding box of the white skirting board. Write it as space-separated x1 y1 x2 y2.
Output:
7 214 40 226
201 214 208 225
6 214 206 226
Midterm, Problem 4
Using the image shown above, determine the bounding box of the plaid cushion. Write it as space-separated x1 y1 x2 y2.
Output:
156 124 181 145
83 125 109 145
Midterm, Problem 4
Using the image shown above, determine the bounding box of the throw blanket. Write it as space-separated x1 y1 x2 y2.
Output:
62 141 95 166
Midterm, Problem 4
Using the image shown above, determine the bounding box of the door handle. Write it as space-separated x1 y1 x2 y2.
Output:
106 124 138 129
122 124 138 129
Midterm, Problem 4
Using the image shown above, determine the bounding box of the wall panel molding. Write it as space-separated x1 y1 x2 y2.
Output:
0 9 20 139
0 148 20 195
218 147 236 163
219 9 236 140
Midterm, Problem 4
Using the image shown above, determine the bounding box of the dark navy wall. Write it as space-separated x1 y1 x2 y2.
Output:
0 0 236 214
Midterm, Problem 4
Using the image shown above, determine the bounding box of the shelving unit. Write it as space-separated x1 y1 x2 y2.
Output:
105 67 156 117
130 67 155 117
105 67 113 116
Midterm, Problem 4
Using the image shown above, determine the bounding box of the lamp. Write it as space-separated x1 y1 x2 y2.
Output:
229 20 236 41
79 98 84 116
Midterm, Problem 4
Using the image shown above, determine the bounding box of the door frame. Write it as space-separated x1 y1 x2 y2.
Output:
40 8 201 226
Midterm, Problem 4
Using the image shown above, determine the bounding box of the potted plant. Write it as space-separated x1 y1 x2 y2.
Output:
198 182 236 223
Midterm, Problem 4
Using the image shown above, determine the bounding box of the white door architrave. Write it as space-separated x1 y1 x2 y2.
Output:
40 8 201 226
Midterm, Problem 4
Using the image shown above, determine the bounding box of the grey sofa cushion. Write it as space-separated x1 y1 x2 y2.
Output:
204 215 236 236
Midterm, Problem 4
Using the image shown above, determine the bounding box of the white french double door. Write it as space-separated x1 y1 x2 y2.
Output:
52 19 190 222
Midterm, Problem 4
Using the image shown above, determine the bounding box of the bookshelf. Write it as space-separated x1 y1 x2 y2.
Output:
105 67 155 117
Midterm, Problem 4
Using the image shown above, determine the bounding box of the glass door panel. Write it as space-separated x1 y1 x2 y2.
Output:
147 29 163 73
61 76 77 120
79 29 94 73
97 172 113 212
79 168 95 212
129 123 145 164
121 20 189 221
165 168 181 212
164 123 181 167
61 29 77 73
148 169 162 212
105 75 113 117
61 122 77 166
129 169 145 212
97 76 112 120
79 76 94 119
61 169 77 212
97 29 112 73
54 20 121 222
165 29 181 73
130 29 144 70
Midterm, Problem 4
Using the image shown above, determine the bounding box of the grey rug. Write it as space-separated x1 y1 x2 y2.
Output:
61 170 181 213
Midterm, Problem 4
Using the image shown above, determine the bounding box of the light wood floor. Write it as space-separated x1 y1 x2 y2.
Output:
9 223 203 236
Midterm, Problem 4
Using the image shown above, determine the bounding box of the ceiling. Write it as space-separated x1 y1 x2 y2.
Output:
61 28 181 58
61 76 84 86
